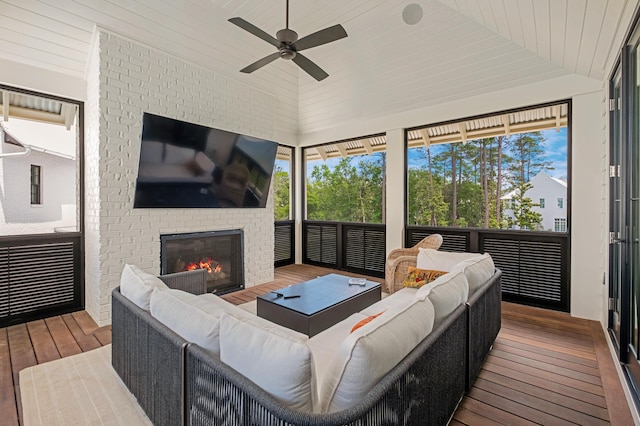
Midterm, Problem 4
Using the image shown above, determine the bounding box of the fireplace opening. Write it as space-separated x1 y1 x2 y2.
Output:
160 230 244 294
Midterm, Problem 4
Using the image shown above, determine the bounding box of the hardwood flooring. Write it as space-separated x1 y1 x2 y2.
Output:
0 264 633 425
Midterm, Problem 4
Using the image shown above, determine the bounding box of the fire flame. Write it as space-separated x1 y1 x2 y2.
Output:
185 257 222 274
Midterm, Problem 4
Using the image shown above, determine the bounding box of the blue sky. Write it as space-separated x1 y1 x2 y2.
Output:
277 127 568 182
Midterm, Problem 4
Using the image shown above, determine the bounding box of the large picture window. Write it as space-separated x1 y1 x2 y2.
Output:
406 102 569 232
304 135 386 224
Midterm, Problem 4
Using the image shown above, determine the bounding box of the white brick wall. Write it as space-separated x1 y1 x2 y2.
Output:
85 30 277 325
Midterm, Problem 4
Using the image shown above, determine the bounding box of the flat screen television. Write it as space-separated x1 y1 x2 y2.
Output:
133 113 278 208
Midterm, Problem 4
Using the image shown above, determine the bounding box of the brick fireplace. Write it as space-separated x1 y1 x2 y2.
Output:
161 230 244 294
83 31 279 326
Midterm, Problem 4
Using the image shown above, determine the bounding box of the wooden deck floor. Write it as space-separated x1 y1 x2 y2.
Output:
0 264 633 425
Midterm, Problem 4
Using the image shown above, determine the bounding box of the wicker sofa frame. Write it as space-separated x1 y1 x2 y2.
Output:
111 268 501 426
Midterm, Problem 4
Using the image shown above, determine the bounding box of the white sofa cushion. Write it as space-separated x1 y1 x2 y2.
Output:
119 264 169 310
219 312 318 412
308 313 368 378
360 287 417 316
318 298 435 413
451 253 495 294
415 270 469 325
149 289 250 355
416 248 482 271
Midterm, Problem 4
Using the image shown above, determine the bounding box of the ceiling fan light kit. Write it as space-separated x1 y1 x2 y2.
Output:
229 0 347 81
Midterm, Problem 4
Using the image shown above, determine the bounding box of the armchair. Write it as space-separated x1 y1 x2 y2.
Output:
385 234 443 294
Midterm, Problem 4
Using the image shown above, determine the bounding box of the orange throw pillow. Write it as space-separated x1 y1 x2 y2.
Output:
402 266 447 288
350 311 385 333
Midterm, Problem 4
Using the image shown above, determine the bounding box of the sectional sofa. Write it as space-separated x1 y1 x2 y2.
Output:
111 249 501 426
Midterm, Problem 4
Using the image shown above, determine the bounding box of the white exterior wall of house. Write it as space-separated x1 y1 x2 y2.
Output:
502 171 567 231
0 141 76 234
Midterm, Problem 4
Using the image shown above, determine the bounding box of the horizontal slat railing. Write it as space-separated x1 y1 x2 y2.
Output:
0 234 83 326
303 221 386 278
274 220 295 267
406 226 570 312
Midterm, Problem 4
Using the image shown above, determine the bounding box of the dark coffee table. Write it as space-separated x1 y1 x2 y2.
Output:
256 273 381 337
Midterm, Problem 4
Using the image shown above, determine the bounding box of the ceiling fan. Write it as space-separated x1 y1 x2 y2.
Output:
229 0 347 81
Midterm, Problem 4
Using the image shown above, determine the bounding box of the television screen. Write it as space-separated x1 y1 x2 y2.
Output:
133 113 278 208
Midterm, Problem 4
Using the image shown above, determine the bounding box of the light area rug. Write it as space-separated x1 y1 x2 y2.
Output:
20 345 152 426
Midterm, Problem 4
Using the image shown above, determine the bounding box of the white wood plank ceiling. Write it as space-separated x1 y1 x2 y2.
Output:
0 0 634 138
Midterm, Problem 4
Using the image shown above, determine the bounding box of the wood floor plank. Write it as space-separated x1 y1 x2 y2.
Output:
589 321 634 426
481 356 608 408
454 407 504 426
498 329 597 361
458 396 539 426
494 338 599 368
61 313 101 352
474 377 609 425
489 347 603 385
483 354 605 396
7 324 37 384
44 316 82 358
466 387 577 426
492 342 601 376
0 328 19 426
71 311 99 336
477 369 609 421
26 320 60 364
501 321 596 352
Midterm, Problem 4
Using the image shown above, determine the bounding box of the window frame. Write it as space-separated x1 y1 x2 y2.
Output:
404 99 571 234
30 164 42 205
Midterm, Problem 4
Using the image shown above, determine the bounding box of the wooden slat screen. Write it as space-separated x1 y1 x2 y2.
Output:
343 225 385 277
303 221 386 277
0 236 82 326
0 248 7 317
407 226 569 311
303 223 337 267
274 221 294 266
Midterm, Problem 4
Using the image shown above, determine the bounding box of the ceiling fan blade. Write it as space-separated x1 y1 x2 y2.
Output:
240 52 281 74
229 17 280 48
293 24 347 52
292 53 329 81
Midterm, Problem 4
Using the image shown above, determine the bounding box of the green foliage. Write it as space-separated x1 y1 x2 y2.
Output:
272 165 290 221
407 169 448 226
306 156 383 223
507 182 543 230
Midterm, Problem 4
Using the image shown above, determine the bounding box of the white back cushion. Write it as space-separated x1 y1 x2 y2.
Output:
451 253 495 293
415 270 469 325
220 313 317 412
416 248 482 271
149 290 249 355
318 298 435 413
119 264 168 310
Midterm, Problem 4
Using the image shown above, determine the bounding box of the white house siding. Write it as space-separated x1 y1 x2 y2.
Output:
502 171 567 231
0 142 76 234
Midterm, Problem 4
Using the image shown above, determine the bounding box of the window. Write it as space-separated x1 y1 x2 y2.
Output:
305 135 386 223
557 198 563 208
30 164 41 205
273 145 293 220
406 102 569 231
554 218 566 232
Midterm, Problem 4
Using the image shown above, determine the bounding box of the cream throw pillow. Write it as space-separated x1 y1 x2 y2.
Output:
415 269 469 325
150 290 250 355
119 264 168 310
416 248 482 271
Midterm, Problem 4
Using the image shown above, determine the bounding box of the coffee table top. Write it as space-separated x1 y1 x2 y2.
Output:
257 273 380 316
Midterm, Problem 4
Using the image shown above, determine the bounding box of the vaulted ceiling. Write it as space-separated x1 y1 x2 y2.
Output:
0 0 634 137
